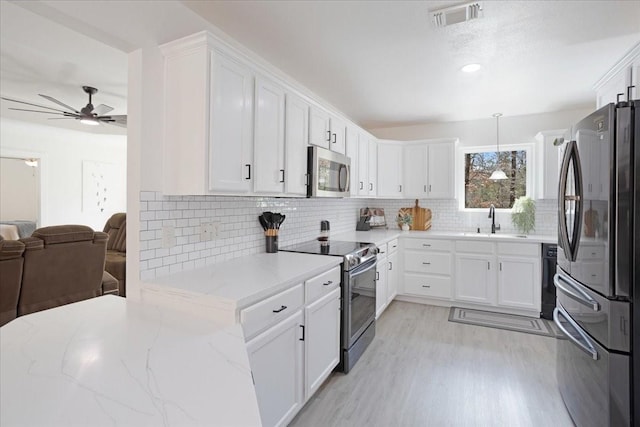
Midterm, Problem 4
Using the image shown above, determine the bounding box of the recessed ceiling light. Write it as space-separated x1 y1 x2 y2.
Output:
461 63 482 73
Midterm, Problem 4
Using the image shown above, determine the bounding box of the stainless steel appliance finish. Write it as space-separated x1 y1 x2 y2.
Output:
307 146 351 198
280 240 377 373
541 243 557 320
555 101 637 426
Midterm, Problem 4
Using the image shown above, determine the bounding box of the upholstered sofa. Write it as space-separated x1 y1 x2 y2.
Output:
0 236 26 326
103 213 126 296
18 225 109 316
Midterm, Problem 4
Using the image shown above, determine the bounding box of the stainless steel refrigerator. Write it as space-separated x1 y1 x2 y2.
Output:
555 100 637 426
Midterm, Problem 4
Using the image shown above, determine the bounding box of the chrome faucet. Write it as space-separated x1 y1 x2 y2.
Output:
488 204 501 234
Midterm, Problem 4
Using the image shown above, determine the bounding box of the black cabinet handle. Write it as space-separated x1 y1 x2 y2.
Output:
360 181 364 190
389 261 392 271
332 133 337 144
399 185 402 192
376 271 379 281
280 169 285 183
327 130 331 141
422 285 431 288
299 325 305 341
369 183 373 191
323 280 333 286
424 184 427 192
422 262 431 265
272 305 287 313
245 164 251 180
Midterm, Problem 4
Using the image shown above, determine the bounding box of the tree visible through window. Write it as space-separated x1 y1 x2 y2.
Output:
464 150 527 208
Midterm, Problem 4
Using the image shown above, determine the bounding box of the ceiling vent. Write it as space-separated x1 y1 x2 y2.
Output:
432 2 483 28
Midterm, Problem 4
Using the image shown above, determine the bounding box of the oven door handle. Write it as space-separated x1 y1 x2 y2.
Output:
553 306 599 361
554 271 600 312
348 258 377 277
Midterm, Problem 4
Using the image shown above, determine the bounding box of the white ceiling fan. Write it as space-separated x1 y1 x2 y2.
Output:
1 85 126 128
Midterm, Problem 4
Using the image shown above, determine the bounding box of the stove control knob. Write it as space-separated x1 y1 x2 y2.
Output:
348 258 358 268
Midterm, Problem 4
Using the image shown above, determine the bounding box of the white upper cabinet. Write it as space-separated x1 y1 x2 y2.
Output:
309 106 331 149
284 93 310 196
254 76 285 194
345 126 359 197
377 141 403 198
368 138 378 196
328 115 346 155
403 144 427 197
535 129 567 200
356 134 369 196
209 52 255 194
402 140 455 199
595 44 639 107
161 34 254 195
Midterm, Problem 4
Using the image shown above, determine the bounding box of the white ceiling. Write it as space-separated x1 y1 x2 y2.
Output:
1 1 639 133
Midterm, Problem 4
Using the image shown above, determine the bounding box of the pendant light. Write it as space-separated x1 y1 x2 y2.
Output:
490 113 508 180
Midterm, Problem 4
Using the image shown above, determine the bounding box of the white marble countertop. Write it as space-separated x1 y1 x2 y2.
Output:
143 252 342 310
0 296 261 427
333 229 556 246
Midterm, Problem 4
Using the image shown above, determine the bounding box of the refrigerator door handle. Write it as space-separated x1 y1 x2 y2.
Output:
558 141 574 260
554 272 600 311
557 141 584 262
553 306 599 361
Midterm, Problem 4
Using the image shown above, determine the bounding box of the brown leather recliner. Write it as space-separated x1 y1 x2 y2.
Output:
103 213 126 296
17 225 108 316
0 236 25 326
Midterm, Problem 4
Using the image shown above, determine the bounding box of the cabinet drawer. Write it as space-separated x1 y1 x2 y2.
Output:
387 239 399 253
305 266 341 303
404 238 452 252
497 242 539 257
404 251 451 275
455 240 493 254
241 284 304 339
377 242 389 256
404 273 452 299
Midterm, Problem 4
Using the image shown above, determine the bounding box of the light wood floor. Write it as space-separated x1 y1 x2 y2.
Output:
290 301 574 427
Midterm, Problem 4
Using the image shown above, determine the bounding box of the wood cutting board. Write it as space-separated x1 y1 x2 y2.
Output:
399 199 432 231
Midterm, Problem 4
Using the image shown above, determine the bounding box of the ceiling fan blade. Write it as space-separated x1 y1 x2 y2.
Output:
97 114 127 127
8 107 70 116
93 104 114 116
38 94 79 113
1 96 71 113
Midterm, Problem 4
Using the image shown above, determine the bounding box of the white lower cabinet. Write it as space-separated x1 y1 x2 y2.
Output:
455 253 496 306
305 287 340 398
247 310 304 427
375 253 388 319
387 250 399 304
245 266 341 427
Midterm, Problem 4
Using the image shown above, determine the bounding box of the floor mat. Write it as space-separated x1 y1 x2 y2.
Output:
448 306 564 338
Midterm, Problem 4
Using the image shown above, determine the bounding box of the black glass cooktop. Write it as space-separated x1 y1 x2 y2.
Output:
280 240 374 257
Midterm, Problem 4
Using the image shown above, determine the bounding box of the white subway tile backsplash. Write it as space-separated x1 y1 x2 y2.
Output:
138 192 557 279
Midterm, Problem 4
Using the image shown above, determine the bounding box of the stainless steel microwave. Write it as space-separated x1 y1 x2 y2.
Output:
307 146 351 197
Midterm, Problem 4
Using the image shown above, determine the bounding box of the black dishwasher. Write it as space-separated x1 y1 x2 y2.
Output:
540 243 557 319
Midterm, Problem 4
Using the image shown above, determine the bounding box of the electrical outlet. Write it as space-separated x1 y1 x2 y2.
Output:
200 222 219 241
162 226 176 248
210 222 220 238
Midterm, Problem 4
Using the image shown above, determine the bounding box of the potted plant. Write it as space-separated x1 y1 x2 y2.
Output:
397 211 413 231
511 196 536 234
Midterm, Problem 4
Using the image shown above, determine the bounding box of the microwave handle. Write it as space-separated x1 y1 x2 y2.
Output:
338 164 349 192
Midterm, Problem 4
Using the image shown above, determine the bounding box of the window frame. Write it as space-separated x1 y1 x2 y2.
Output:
457 143 535 212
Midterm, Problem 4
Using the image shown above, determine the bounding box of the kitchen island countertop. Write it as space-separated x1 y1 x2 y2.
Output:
0 296 262 427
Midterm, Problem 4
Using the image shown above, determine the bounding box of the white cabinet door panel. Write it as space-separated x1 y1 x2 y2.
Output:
377 142 403 197
285 93 309 196
497 256 541 311
254 77 285 194
309 106 330 149
305 288 340 399
329 116 346 154
403 144 428 198
247 310 304 427
209 52 254 193
427 142 454 198
455 254 495 305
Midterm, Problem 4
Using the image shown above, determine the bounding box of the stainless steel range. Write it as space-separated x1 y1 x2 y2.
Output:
280 240 378 373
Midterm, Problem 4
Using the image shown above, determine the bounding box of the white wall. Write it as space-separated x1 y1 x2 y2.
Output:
369 108 593 146
0 117 127 231
0 157 39 221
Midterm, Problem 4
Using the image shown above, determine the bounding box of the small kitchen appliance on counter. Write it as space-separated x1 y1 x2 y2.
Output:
280 239 378 373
